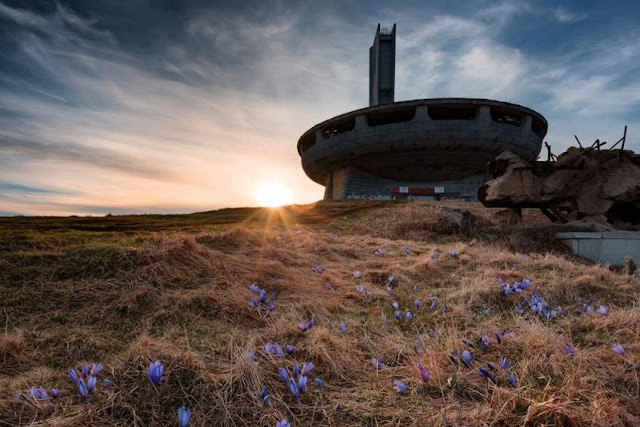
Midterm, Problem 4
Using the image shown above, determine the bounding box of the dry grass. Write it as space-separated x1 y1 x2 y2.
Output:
0 201 639 426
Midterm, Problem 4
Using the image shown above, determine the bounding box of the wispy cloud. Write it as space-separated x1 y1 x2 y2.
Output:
552 7 587 23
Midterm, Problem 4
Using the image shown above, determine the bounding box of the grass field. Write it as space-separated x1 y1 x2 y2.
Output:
1 201 638 426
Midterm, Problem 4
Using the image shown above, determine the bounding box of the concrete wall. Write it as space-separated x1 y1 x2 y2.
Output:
369 24 395 107
556 232 640 266
338 166 489 200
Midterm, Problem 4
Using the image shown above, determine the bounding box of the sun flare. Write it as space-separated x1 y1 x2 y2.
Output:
254 182 294 207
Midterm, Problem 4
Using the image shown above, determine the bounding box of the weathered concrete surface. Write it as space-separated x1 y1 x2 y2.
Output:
369 23 395 107
325 166 489 201
479 148 640 229
298 98 547 200
556 231 640 266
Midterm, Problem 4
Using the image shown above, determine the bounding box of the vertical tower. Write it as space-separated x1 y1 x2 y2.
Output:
369 23 396 106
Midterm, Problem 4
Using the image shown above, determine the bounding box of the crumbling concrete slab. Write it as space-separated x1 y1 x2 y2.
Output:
479 147 640 229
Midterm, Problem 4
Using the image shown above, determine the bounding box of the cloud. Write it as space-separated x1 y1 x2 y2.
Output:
552 7 587 23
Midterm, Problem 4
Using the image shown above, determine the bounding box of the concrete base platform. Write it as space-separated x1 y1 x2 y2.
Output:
555 231 640 266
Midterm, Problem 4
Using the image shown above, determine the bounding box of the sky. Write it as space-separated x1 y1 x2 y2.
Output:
1 0 640 216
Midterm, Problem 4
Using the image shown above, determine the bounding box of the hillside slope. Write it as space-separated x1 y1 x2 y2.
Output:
1 201 638 425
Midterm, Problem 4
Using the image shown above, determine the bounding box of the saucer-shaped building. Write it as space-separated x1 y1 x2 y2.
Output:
297 24 548 200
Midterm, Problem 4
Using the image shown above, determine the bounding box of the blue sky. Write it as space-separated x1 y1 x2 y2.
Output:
1 0 639 215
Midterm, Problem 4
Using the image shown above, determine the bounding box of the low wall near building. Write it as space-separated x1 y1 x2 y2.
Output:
556 231 640 266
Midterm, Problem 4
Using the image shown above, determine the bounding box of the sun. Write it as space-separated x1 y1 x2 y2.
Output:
254 182 294 207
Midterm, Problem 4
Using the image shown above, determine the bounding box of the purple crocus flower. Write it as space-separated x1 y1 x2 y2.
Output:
393 379 409 393
286 344 296 354
264 343 285 356
430 251 440 260
448 249 458 257
353 270 362 279
339 321 346 333
401 247 410 255
312 265 324 273
302 362 314 375
392 302 399 310
249 298 258 308
499 356 512 370
87 375 97 392
430 300 437 311
178 406 191 427
68 368 79 385
288 378 299 397
276 419 290 427
315 377 324 387
28 387 50 400
50 388 60 398
394 310 401 320
81 364 90 377
478 367 496 384
374 248 386 256
148 360 164 386
596 305 609 316
414 299 421 310
78 379 88 397
292 363 300 377
480 335 490 350
325 282 333 290
355 285 371 295
508 372 517 388
90 363 103 375
371 356 385 370
278 367 288 382
612 343 626 355
248 284 260 293
28 387 39 400
260 386 270 406
298 375 308 390
462 350 472 365
417 360 430 383
565 344 575 357
103 379 114 386
405 310 413 321
413 285 419 292
386 285 392 295
39 387 50 400
297 318 314 332
259 289 267 303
